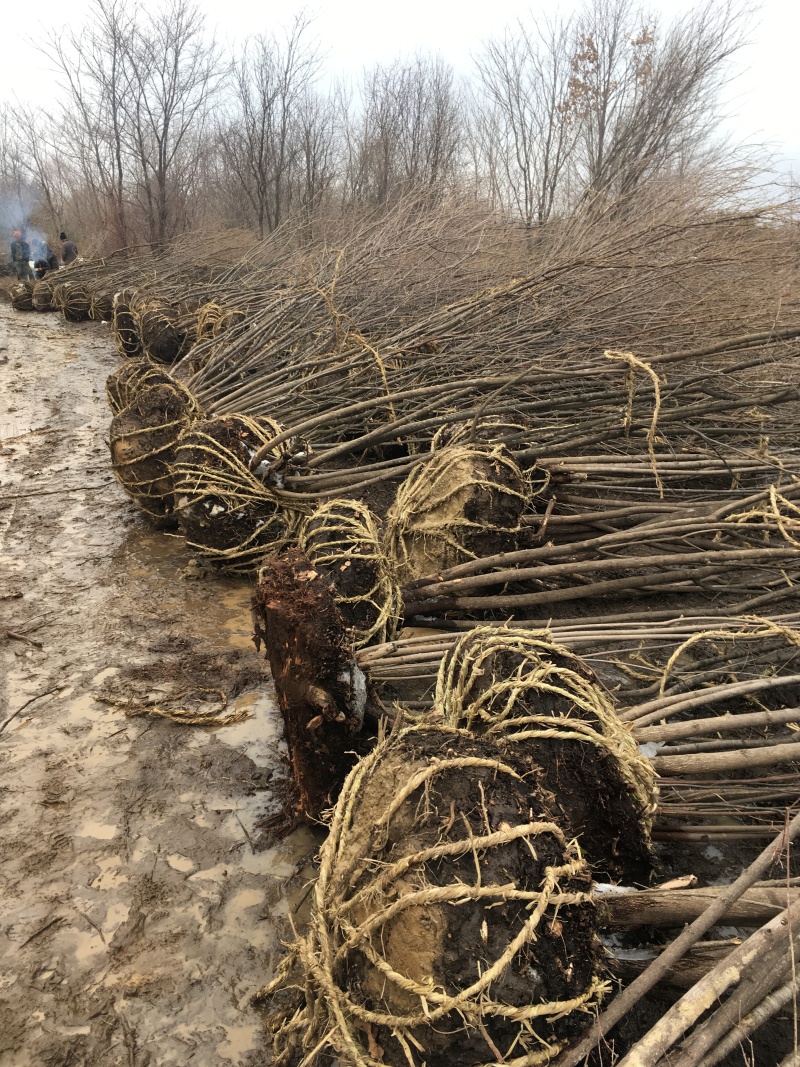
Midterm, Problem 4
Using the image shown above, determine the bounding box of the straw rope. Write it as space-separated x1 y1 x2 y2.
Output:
433 626 658 829
299 499 402 647
258 723 607 1067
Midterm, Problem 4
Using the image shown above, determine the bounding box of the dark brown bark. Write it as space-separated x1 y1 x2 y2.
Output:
253 548 365 822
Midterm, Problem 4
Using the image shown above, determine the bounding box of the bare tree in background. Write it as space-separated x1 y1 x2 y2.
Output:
123 0 222 248
343 56 462 207
220 14 320 237
8 0 754 249
42 0 134 248
471 0 747 224
570 0 747 201
11 105 66 235
473 17 578 226
0 106 37 233
294 90 338 237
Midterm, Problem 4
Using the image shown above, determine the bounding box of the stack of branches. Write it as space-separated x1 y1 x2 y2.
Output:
91 181 800 560
101 199 535 531
254 619 800 1066
554 814 800 1067
401 480 800 617
180 187 798 474
360 613 800 838
129 245 800 559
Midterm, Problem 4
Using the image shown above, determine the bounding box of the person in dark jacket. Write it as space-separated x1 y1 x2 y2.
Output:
59 231 78 265
33 240 59 280
9 231 33 281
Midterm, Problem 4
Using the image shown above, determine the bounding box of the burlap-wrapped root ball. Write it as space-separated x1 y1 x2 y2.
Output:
173 414 307 571
58 281 92 322
300 499 402 648
106 360 176 416
109 376 199 526
261 724 607 1067
385 444 530 582
434 627 658 883
113 288 143 357
32 276 60 312
89 289 115 322
196 301 247 341
136 298 194 364
10 282 34 311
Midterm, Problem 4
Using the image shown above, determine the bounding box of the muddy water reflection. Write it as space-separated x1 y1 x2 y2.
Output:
0 302 311 1065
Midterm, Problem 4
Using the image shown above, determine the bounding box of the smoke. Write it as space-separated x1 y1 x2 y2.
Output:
0 181 39 232
0 183 57 258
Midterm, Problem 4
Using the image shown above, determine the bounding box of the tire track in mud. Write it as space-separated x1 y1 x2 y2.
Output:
0 304 313 1066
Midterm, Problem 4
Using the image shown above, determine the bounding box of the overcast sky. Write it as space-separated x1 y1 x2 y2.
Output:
2 0 798 178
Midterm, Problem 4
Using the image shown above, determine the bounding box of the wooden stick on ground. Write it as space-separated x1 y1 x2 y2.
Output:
600 885 799 929
691 978 797 1067
639 903 800 1067
553 808 800 1067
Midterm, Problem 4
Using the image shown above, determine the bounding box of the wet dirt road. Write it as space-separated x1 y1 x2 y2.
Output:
0 303 309 1066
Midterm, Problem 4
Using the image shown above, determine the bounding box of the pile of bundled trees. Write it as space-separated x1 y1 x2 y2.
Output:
15 187 800 1064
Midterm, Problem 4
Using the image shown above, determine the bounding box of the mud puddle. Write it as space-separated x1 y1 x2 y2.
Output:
0 304 309 1066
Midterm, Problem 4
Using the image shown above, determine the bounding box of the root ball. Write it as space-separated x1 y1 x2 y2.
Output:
385 444 530 582
300 499 402 648
263 723 606 1067
173 414 305 571
113 288 143 357
253 547 368 821
59 282 91 322
10 282 34 311
109 377 198 525
32 277 58 312
434 627 657 882
136 299 193 364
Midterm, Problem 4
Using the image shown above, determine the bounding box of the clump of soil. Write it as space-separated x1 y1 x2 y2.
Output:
32 277 59 312
173 414 304 571
300 498 402 647
385 444 530 581
435 629 657 884
113 287 143 357
10 282 34 311
137 298 193 363
109 377 198 525
265 724 604 1067
253 547 367 821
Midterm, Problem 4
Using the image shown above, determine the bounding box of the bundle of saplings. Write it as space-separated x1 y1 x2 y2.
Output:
384 443 531 582
10 282 34 311
259 722 607 1067
172 414 307 570
109 374 198 525
32 276 59 312
300 498 402 647
433 626 657 883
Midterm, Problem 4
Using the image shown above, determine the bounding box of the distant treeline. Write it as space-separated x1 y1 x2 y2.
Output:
0 0 750 251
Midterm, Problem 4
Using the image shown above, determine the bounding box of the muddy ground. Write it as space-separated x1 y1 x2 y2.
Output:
0 303 315 1066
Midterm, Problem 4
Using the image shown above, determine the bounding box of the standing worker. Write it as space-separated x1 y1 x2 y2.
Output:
9 231 33 281
59 231 78 265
